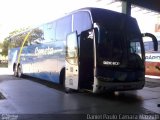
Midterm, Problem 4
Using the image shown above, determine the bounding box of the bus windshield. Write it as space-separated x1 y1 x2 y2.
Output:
129 34 142 57
97 29 124 63
97 27 143 69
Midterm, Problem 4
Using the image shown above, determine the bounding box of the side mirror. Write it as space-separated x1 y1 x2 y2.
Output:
142 33 158 51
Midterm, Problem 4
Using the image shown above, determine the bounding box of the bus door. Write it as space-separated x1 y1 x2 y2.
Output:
79 29 94 90
65 32 79 90
65 30 94 91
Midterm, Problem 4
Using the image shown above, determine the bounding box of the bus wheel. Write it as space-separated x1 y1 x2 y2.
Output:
17 65 23 78
14 68 17 77
64 86 72 93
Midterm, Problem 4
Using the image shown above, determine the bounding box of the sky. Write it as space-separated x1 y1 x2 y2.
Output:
0 0 95 42
0 0 159 42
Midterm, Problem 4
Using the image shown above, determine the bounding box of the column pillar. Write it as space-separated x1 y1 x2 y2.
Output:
122 0 131 16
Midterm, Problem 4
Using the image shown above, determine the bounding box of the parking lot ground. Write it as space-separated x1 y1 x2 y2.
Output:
0 68 159 120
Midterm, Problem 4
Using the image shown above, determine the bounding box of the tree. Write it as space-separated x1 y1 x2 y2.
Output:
1 27 44 56
1 27 30 56
0 43 3 54
1 38 10 56
0 43 2 48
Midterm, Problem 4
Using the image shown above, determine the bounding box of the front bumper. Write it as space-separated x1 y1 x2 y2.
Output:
93 77 145 93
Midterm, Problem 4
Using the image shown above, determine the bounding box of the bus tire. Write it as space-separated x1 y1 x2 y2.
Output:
14 68 18 77
17 64 23 78
13 64 18 77
64 87 72 93
59 68 65 85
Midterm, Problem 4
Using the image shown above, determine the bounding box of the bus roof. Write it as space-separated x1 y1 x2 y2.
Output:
83 7 140 32
10 7 139 39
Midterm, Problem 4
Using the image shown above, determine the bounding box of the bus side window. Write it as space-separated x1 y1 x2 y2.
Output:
56 15 72 41
29 27 44 45
43 22 56 42
73 11 92 35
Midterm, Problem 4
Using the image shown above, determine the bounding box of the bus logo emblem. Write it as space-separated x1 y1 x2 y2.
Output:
103 61 120 66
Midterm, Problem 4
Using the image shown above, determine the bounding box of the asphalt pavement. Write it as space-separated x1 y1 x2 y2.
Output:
0 68 160 120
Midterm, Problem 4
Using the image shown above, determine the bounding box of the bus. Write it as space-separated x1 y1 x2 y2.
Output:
144 38 160 78
8 7 158 93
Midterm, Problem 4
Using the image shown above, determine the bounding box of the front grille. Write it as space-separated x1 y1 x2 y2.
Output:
96 68 144 82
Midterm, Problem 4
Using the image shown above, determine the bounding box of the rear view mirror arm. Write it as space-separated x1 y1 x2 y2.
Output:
142 33 158 51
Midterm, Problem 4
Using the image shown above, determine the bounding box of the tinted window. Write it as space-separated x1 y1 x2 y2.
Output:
130 39 141 53
43 22 56 42
10 32 29 48
56 15 72 41
29 27 44 45
73 11 92 34
98 29 123 61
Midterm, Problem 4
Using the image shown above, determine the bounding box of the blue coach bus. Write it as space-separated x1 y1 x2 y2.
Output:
8 7 158 93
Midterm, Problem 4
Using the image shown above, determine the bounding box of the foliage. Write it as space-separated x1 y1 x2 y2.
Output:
9 27 44 48
1 27 30 56
1 27 43 56
1 39 10 56
0 43 2 48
